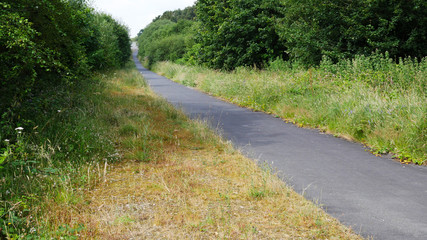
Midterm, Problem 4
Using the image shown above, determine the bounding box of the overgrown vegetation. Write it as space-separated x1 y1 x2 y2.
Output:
137 19 197 67
138 0 426 163
62 64 361 239
136 5 197 67
152 5 195 24
153 53 426 164
138 0 426 69
0 0 131 237
0 55 363 238
194 0 287 70
280 0 427 65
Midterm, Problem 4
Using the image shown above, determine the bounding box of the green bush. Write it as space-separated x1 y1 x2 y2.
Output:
195 0 287 70
0 0 131 237
279 0 427 65
152 5 196 23
137 19 196 67
0 0 131 127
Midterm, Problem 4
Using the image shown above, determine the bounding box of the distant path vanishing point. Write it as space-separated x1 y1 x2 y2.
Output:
132 49 427 240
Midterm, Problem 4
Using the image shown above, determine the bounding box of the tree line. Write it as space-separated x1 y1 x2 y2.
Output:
137 0 426 70
0 0 131 138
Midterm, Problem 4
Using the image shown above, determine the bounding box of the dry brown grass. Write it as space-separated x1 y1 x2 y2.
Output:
79 150 362 239
51 67 363 239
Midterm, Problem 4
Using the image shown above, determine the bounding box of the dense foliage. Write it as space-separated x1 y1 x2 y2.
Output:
153 5 196 23
138 0 426 69
195 0 287 70
280 0 427 65
88 13 132 69
0 0 131 133
137 19 196 66
138 1 426 162
0 0 131 237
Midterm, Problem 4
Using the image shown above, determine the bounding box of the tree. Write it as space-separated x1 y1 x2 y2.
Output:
1 0 131 124
153 6 196 23
137 19 196 66
89 13 131 69
280 0 427 65
195 0 287 70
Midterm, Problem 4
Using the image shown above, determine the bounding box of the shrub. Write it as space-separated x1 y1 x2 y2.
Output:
137 19 196 67
195 0 287 70
279 0 427 64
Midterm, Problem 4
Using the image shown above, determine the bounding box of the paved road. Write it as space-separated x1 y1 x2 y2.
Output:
132 50 427 240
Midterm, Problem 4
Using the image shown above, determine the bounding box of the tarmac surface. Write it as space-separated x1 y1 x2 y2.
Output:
133 50 427 240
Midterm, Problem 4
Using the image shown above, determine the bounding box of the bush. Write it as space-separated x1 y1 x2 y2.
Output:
279 0 427 65
195 0 287 70
137 19 196 67
88 13 131 70
0 0 131 119
0 1 131 236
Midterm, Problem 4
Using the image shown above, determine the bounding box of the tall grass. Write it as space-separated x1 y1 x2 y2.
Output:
0 65 128 238
152 54 426 164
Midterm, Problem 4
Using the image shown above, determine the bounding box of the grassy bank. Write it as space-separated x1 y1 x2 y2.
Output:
3 64 362 238
72 64 361 239
1 63 362 238
152 55 426 164
0 67 121 237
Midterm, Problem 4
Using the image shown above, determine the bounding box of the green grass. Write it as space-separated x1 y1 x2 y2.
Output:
0 64 132 238
152 54 426 164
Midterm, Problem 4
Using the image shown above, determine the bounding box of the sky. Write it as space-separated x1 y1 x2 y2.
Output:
90 0 196 37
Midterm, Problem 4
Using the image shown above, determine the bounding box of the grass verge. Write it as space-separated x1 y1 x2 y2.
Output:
61 64 361 239
1 62 362 238
0 67 120 238
151 55 426 164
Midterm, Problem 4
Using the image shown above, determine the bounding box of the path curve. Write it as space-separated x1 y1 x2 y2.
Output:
133 50 427 240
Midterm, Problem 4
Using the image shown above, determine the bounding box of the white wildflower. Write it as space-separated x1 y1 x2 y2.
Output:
15 127 24 131
4 139 9 142
57 110 61 113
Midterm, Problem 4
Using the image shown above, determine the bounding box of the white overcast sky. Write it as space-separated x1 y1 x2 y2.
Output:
90 0 196 37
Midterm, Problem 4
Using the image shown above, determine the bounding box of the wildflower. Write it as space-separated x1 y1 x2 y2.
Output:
4 139 9 142
15 127 24 131
57 110 61 113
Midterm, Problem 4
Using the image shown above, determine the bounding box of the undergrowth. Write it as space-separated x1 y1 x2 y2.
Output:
152 53 426 164
0 63 132 238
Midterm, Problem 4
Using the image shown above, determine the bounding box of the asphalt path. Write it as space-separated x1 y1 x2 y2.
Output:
132 50 427 240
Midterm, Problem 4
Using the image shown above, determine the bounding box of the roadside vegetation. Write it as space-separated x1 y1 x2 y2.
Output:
137 0 427 164
1 55 363 238
0 0 424 238
58 64 362 239
0 0 130 237
153 55 426 164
